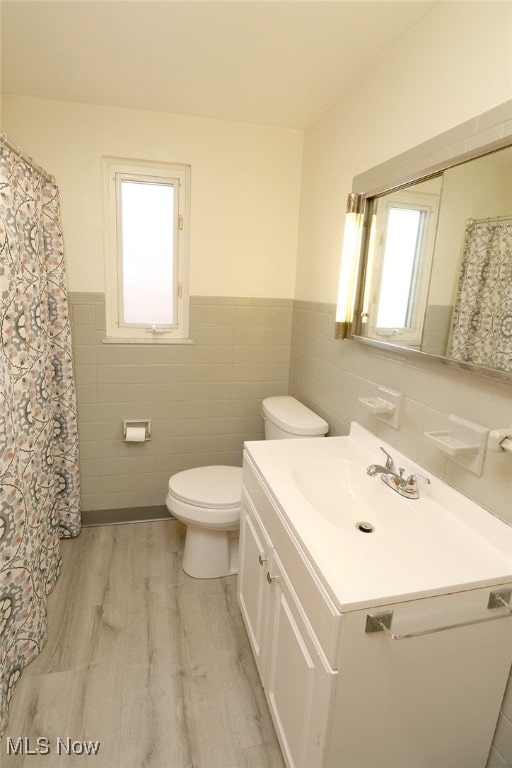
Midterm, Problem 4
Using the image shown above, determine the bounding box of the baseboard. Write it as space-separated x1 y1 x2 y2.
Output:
81 505 173 527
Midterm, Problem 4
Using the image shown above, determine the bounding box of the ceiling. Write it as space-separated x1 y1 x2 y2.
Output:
2 1 437 130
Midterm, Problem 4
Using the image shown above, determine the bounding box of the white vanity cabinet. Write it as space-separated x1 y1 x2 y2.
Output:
238 443 512 768
237 490 272 680
263 547 338 768
238 462 341 768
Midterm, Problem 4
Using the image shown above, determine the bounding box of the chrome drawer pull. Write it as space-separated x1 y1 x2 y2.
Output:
266 571 279 583
258 554 268 566
365 589 512 640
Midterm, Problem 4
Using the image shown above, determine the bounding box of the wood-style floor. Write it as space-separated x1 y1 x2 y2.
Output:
3 521 285 768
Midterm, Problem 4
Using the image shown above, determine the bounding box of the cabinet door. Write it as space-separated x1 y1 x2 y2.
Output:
237 494 272 682
265 552 337 768
327 587 512 768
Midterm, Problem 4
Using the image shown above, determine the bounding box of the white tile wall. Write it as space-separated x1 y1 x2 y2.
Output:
353 101 512 196
70 293 292 514
290 300 512 526
493 708 512 767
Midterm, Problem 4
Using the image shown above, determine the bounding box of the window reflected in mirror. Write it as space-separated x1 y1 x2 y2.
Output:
358 145 512 372
367 179 442 345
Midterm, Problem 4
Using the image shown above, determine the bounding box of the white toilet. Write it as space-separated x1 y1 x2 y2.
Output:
166 396 328 578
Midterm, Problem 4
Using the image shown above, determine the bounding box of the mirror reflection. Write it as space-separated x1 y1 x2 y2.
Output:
360 145 512 373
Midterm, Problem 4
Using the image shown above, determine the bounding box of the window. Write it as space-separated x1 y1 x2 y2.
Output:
367 190 440 345
376 204 427 328
103 158 190 343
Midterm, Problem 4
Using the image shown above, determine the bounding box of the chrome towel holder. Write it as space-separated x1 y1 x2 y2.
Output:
365 589 512 640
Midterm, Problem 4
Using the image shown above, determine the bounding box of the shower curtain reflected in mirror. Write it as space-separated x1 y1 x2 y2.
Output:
449 219 512 372
0 141 80 734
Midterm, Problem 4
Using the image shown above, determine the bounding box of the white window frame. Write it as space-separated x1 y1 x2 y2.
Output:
103 157 191 343
368 190 439 346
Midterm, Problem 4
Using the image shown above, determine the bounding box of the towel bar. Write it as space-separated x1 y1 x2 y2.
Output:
365 589 512 640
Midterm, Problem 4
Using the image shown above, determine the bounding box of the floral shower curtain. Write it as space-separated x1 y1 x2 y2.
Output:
0 141 80 734
449 219 512 372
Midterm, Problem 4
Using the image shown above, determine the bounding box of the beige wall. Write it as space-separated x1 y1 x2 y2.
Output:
0 0 2 129
295 1 512 304
2 94 303 297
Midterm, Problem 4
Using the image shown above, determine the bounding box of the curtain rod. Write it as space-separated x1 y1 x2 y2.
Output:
0 133 55 184
466 214 512 227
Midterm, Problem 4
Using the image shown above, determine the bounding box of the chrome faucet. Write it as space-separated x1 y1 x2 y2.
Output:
367 447 430 500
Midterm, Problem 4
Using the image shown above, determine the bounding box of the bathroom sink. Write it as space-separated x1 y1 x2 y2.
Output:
292 459 419 532
244 422 512 610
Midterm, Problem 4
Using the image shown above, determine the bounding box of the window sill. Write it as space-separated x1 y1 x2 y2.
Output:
102 336 194 345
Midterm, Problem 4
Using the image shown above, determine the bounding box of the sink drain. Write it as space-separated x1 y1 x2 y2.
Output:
356 521 375 534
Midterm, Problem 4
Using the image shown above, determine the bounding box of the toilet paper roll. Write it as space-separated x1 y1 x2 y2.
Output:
125 426 146 442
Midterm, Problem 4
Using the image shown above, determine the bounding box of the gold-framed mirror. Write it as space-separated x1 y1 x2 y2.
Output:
350 101 512 382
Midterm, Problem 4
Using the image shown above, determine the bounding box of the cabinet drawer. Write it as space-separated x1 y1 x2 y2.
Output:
243 456 342 669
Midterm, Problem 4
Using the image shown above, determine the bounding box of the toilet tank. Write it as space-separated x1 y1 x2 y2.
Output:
262 396 329 439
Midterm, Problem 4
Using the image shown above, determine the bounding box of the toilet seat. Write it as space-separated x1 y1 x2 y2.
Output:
169 465 242 509
166 466 243 577
167 466 242 531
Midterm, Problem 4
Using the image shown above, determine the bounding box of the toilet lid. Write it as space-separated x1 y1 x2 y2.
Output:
263 396 328 436
168 466 242 509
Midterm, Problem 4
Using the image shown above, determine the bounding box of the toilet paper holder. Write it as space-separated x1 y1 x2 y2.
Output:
123 419 152 442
